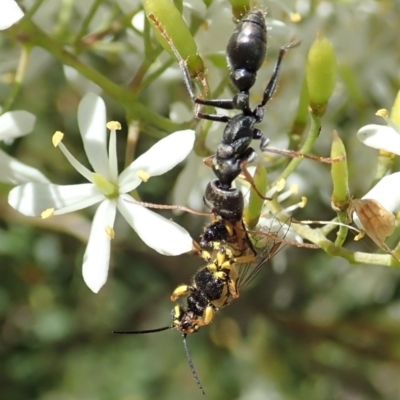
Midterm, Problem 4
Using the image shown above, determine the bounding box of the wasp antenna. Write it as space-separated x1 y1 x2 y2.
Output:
182 334 205 395
113 326 172 335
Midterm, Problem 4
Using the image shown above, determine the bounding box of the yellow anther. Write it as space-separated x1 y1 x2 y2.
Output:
375 109 388 118
379 149 396 158
105 225 115 239
137 169 150 182
106 121 121 130
41 208 54 219
300 196 307 208
354 230 365 241
276 178 286 192
290 184 299 194
290 12 302 22
52 131 64 147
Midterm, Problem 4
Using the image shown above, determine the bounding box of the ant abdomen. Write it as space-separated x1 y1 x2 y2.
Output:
227 10 267 91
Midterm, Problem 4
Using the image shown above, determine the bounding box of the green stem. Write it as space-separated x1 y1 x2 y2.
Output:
74 0 103 44
5 20 183 133
2 46 30 113
139 58 173 91
54 0 74 37
290 222 400 267
334 210 349 247
24 0 47 19
276 112 321 183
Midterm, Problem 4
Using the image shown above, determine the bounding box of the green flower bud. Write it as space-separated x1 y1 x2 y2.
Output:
144 0 205 78
290 77 309 139
391 90 400 127
306 35 337 117
243 163 268 229
330 131 349 211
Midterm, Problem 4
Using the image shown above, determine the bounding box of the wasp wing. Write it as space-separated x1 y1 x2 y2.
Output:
236 218 290 289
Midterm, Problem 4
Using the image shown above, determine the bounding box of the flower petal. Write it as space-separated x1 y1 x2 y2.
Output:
118 130 195 193
0 111 36 140
82 199 117 293
361 172 400 213
0 0 24 30
8 182 103 216
78 93 110 178
0 149 50 184
357 124 400 155
117 194 194 255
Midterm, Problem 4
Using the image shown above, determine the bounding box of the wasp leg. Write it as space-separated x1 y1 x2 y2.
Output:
171 285 193 302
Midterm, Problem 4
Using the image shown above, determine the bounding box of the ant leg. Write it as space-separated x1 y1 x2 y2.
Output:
195 98 235 110
148 14 203 100
263 147 345 163
253 128 270 150
240 160 273 201
196 113 230 123
148 14 234 121
256 40 301 111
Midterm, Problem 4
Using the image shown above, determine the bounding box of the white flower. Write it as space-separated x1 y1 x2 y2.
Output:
355 109 400 230
356 109 400 155
0 0 24 30
0 110 49 184
358 172 400 215
8 93 195 293
172 152 214 212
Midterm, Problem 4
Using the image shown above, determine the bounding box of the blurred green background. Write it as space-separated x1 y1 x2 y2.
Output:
2 0 400 399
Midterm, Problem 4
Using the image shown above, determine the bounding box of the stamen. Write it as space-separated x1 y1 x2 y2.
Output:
276 178 286 192
107 121 121 130
290 184 299 194
52 131 64 147
290 12 302 22
105 225 115 239
137 169 150 182
375 109 388 118
41 208 54 219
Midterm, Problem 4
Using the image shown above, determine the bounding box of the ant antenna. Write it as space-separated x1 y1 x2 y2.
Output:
113 326 172 334
183 334 205 395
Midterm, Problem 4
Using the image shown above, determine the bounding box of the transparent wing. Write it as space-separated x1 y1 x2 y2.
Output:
236 217 291 289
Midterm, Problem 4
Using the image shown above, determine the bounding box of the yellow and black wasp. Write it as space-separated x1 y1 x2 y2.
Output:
114 231 284 394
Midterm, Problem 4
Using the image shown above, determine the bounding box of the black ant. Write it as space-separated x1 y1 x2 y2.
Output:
115 10 304 394
149 10 299 202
